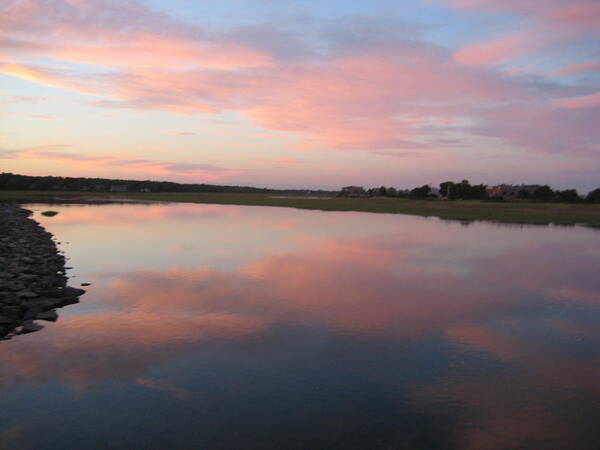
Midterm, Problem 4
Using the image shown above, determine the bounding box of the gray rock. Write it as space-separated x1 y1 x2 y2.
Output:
20 321 44 334
36 310 58 322
0 315 17 325
0 204 86 341
1 306 23 319
64 287 86 298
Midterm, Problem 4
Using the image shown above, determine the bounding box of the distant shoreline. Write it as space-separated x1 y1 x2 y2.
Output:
2 190 600 229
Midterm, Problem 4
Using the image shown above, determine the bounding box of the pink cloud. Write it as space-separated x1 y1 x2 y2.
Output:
473 104 599 153
544 3 600 29
447 0 600 67
1 0 598 160
258 157 308 165
553 92 600 110
66 47 577 151
0 0 271 70
0 62 92 92
3 145 243 180
557 60 600 76
441 0 594 19
453 30 552 66
2 95 46 104
4 54 597 155
165 130 196 136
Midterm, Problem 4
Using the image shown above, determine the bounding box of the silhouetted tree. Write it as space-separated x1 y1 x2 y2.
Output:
465 184 486 199
556 189 580 203
439 181 453 197
533 185 554 200
439 180 485 200
409 185 431 199
586 188 600 203
517 189 531 199
0 172 336 196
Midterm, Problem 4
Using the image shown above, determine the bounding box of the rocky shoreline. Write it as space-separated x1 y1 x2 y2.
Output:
0 204 85 340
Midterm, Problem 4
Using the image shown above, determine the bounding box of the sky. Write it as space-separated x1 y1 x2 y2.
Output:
0 0 599 191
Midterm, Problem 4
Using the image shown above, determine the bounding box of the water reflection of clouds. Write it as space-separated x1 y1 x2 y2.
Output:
3 205 600 448
102 235 600 335
97 237 500 335
3 231 598 392
33 203 243 226
135 378 194 401
419 318 600 448
0 312 263 389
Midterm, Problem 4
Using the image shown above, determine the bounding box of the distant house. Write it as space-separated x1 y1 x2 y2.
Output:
109 184 128 192
339 186 368 197
139 187 151 193
486 184 540 200
485 185 504 198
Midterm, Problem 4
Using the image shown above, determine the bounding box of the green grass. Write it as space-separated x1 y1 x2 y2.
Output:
2 190 600 229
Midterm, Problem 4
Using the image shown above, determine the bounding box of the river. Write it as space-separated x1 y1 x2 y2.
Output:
1 202 599 449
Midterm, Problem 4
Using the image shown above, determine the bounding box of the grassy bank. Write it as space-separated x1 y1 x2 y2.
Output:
2 190 600 228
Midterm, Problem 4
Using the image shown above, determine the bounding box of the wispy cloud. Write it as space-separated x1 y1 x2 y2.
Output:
29 114 55 120
165 130 196 136
446 0 600 67
257 157 308 165
556 60 600 76
1 95 47 104
3 145 242 180
0 62 103 94
553 93 600 110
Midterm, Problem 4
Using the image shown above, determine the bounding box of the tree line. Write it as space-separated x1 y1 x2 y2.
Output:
362 180 600 203
0 173 336 196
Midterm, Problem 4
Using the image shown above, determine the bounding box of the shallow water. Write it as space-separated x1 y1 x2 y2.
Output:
1 202 600 449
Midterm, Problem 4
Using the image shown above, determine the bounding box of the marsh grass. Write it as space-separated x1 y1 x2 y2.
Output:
2 190 599 229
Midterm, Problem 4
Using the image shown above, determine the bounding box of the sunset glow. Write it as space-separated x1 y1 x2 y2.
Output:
1 0 598 190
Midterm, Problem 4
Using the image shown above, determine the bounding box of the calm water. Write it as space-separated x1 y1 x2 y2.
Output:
2 203 600 449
